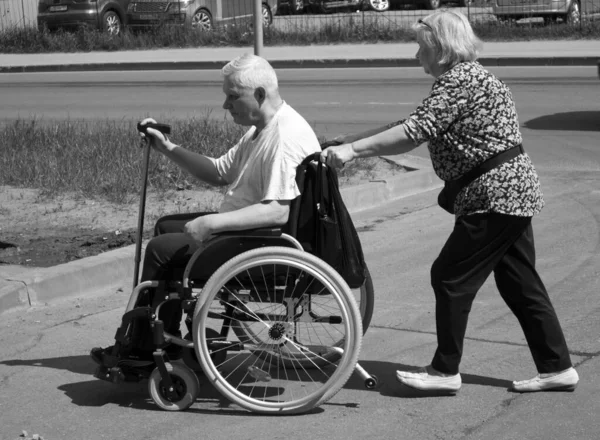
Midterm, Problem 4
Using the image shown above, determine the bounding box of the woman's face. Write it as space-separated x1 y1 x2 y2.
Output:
415 37 442 78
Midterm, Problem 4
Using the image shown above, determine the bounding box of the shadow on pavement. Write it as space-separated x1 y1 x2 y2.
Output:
344 360 512 398
1 355 93 375
524 111 600 132
57 375 326 416
0 354 324 415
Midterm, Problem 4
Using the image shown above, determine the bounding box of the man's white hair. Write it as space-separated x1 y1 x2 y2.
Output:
413 10 482 70
222 53 279 92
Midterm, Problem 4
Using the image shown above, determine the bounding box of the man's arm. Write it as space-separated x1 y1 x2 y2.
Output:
184 200 291 242
161 142 227 187
144 121 227 187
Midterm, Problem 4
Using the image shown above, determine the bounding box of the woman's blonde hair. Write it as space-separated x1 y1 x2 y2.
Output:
222 53 279 92
413 10 482 69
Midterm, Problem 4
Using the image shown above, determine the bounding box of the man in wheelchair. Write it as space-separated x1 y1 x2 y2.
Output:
90 54 322 377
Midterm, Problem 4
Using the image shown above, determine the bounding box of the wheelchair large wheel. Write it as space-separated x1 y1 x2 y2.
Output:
232 263 373 364
192 246 362 414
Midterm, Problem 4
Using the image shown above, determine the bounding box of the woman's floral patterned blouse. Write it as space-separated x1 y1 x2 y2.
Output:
402 61 544 217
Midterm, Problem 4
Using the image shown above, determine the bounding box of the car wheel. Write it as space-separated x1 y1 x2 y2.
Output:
262 4 273 26
422 0 440 10
102 11 122 35
563 0 580 24
369 0 389 12
191 8 212 31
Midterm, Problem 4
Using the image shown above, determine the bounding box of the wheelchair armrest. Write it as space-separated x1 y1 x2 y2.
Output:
215 227 283 238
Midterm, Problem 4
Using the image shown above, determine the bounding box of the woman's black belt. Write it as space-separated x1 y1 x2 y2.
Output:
438 144 525 214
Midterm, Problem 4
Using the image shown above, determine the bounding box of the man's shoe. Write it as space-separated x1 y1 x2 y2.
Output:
90 345 154 367
511 367 579 392
396 365 461 394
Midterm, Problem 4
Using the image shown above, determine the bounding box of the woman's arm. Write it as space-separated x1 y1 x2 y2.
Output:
321 123 419 168
333 120 406 144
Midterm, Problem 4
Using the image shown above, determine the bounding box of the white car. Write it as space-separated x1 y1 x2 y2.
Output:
493 0 593 24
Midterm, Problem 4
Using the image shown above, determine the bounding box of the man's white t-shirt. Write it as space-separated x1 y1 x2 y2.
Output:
210 102 321 213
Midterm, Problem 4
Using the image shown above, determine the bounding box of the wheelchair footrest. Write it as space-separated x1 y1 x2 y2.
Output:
94 364 149 384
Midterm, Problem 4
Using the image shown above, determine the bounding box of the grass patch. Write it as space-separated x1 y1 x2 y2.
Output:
0 118 245 203
1 15 599 54
0 116 374 204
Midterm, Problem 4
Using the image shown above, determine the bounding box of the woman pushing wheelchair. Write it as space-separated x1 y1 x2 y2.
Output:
321 10 578 394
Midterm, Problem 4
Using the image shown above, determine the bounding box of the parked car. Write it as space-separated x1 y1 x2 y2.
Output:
360 0 468 13
126 0 278 30
493 0 591 24
37 0 128 34
278 0 306 14
301 0 363 13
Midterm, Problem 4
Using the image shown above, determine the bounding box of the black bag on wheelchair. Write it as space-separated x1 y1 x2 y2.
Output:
285 154 367 289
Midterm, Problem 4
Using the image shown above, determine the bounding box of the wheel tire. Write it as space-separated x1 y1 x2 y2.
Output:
358 266 375 333
422 0 440 9
102 11 122 35
191 8 213 31
368 0 389 12
262 4 273 27
148 363 200 411
193 246 363 414
563 0 580 24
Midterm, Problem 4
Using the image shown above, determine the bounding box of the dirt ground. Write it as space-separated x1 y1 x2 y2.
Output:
0 158 406 268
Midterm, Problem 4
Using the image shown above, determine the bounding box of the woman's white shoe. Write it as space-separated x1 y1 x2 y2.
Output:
396 365 461 394
511 367 579 392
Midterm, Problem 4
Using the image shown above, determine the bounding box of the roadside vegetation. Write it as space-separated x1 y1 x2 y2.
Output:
1 17 599 54
0 118 240 203
0 118 381 203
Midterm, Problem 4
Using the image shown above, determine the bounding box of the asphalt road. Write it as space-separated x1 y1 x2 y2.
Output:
1 65 598 141
1 66 600 439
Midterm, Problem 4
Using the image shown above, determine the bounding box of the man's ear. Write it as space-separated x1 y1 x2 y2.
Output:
254 87 266 105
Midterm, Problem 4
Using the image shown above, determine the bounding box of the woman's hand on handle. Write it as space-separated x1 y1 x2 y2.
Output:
320 143 356 169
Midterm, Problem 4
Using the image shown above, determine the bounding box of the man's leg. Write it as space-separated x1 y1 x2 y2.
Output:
91 233 201 365
128 233 202 353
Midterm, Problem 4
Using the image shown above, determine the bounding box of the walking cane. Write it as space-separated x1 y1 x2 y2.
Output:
133 122 171 289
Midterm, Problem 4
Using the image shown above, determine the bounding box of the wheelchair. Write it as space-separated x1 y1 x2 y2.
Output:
93 127 377 415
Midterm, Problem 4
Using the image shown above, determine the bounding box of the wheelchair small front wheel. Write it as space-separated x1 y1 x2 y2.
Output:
148 362 199 411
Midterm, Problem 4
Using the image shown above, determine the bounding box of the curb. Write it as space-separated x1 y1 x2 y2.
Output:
0 56 597 73
0 155 440 315
0 245 138 314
